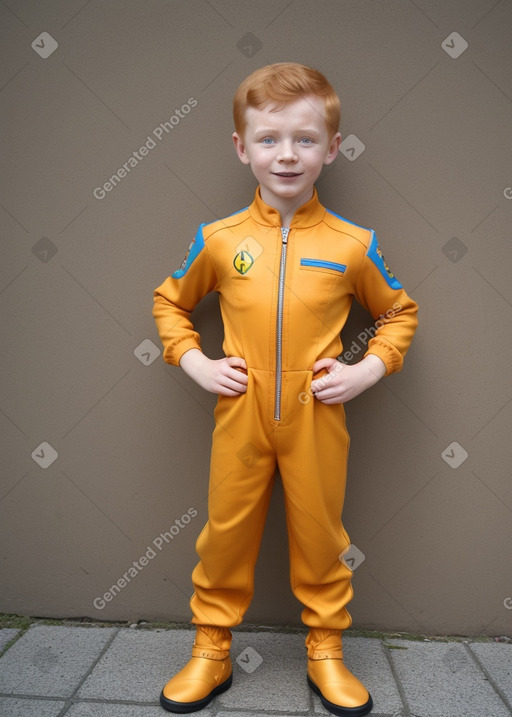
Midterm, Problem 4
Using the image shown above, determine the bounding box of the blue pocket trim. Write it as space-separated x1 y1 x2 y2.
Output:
300 258 347 274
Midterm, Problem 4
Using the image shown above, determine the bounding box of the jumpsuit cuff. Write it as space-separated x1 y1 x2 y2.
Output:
191 625 232 659
364 341 403 376
306 629 344 660
191 647 230 660
166 338 203 367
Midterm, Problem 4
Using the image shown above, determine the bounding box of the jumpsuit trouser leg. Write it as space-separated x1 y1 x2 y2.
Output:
190 368 278 629
190 368 354 631
277 370 353 630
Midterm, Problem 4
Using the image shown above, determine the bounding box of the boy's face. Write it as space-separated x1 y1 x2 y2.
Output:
233 95 341 212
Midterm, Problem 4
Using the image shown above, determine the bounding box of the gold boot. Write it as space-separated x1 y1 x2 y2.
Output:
306 629 373 716
160 625 232 713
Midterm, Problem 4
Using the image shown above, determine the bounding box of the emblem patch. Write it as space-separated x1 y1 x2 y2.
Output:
178 240 194 272
171 223 206 279
367 232 402 290
376 246 395 280
233 250 254 275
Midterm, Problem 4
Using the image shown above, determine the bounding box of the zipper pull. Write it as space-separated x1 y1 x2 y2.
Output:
281 227 289 243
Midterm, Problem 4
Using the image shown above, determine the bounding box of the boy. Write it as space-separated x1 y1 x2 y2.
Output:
153 62 418 716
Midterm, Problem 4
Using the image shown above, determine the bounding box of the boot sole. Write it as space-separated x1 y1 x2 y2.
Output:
160 673 233 713
307 675 373 717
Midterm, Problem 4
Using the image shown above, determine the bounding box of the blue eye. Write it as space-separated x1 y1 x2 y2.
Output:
300 137 313 144
261 138 275 145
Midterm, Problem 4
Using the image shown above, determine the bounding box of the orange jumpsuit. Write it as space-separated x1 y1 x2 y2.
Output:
153 187 418 630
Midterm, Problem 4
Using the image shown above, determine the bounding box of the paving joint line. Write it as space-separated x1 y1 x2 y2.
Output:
63 696 161 707
210 708 312 716
464 642 512 715
380 638 411 717
0 693 52 700
55 625 120 716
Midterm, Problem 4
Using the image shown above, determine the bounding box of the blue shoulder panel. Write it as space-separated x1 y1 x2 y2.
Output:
171 224 206 279
171 206 249 280
325 207 371 231
366 232 403 290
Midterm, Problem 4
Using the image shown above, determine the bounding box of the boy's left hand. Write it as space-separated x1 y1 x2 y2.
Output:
310 354 386 404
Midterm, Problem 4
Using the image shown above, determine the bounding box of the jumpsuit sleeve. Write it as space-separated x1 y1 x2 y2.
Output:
353 232 418 376
152 224 218 366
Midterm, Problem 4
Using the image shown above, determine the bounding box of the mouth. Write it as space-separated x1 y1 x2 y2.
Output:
273 172 302 178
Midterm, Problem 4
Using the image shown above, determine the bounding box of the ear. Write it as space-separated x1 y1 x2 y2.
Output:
323 132 342 165
232 132 251 165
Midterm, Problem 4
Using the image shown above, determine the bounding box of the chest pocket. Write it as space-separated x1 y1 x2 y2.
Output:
299 258 347 276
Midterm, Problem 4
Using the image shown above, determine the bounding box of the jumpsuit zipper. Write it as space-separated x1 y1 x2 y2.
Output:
274 227 289 421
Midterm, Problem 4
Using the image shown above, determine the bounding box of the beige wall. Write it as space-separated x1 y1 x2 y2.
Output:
1 0 511 636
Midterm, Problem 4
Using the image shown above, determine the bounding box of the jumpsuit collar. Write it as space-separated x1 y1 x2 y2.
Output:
248 186 326 229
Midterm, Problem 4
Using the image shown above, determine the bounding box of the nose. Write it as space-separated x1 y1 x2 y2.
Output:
277 140 297 162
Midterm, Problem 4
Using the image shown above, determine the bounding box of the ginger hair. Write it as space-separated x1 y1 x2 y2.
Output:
233 62 340 138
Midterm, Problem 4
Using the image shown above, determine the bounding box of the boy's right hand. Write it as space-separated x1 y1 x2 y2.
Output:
179 349 248 396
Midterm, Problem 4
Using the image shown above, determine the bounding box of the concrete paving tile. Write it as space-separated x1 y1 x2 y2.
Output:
345 638 404 715
217 631 309 713
0 696 65 716
65 703 171 716
3 624 507 717
77 628 193 702
388 639 511 717
468 642 512 706
0 625 116 698
0 629 19 653
312 695 331 715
